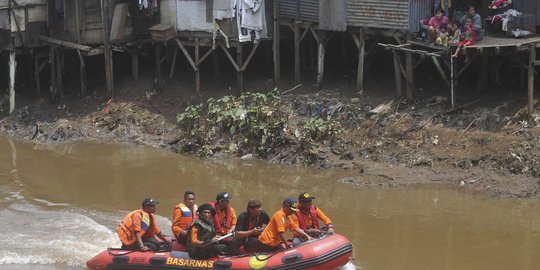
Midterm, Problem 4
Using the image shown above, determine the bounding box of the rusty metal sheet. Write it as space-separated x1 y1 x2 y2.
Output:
319 0 346 31
347 0 410 30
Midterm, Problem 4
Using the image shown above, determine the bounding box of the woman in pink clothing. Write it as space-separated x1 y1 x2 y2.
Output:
427 8 449 44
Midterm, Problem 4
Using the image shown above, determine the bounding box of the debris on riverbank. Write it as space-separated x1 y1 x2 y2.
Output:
1 77 539 198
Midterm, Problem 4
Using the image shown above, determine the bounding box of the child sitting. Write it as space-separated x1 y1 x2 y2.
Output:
452 18 476 58
435 24 450 47
448 20 462 45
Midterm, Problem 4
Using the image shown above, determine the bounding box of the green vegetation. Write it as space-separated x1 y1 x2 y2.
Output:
176 90 341 161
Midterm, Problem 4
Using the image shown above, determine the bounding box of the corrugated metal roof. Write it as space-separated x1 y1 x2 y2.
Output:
319 0 347 31
299 0 319 21
408 0 431 32
278 0 319 22
347 0 410 30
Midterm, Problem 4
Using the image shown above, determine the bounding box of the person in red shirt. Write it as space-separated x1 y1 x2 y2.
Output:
116 198 170 251
209 192 237 236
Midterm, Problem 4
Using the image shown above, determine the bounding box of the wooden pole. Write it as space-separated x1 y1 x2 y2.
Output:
357 28 366 95
34 52 40 96
212 49 220 78
9 51 16 114
273 0 280 85
155 42 162 85
56 49 63 97
392 51 403 98
405 51 414 100
294 20 300 85
77 50 87 96
451 55 456 108
100 0 113 98
75 0 81 43
237 42 243 93
169 46 177 79
49 46 57 101
316 31 326 90
528 44 536 114
132 52 139 80
477 54 488 92
195 37 201 94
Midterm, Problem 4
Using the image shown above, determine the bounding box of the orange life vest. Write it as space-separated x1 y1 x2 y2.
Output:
115 210 153 245
209 201 232 232
296 205 319 230
172 203 198 238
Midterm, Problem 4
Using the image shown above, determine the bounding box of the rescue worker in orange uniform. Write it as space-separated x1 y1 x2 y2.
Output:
291 192 334 246
256 198 311 252
116 198 170 251
172 191 198 245
209 192 237 236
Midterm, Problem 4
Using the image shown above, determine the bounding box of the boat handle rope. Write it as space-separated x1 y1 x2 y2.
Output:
254 248 282 261
107 248 138 256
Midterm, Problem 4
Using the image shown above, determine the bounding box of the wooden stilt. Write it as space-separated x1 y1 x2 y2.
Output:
528 44 536 114
34 52 40 95
169 46 177 79
213 49 220 78
309 32 316 71
316 31 326 90
237 42 243 93
50 46 57 101
56 49 63 97
431 56 450 89
75 0 82 43
240 43 259 72
357 28 366 95
9 51 16 114
451 55 457 108
155 42 162 84
392 51 403 98
132 52 139 80
405 51 414 100
294 21 300 85
273 2 280 85
477 54 488 92
495 56 503 85
100 0 114 98
77 50 87 96
195 37 200 94
520 54 526 89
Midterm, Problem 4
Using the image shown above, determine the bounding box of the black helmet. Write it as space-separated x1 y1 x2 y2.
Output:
197 203 216 216
216 192 231 202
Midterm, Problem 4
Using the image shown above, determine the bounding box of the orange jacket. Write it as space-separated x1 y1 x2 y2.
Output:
209 202 237 235
258 209 298 247
172 203 198 238
116 209 161 245
291 206 332 237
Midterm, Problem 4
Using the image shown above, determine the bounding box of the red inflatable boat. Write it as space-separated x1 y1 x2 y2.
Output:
86 234 353 270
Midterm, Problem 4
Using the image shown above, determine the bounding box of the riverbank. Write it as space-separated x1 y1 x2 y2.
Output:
1 74 539 198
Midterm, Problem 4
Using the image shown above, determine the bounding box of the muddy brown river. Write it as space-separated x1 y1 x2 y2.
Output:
1 136 540 269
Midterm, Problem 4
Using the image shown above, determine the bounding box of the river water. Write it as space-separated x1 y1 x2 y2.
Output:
1 136 540 269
